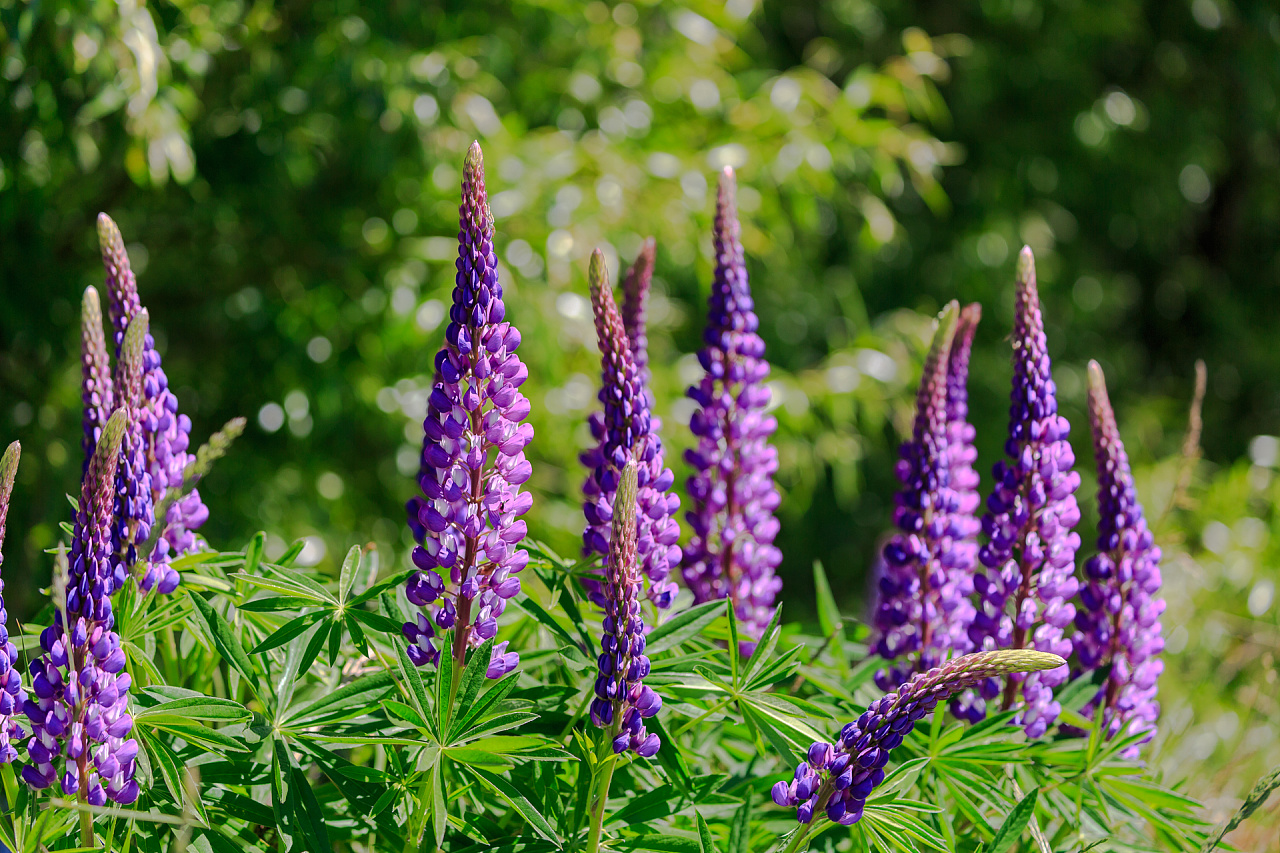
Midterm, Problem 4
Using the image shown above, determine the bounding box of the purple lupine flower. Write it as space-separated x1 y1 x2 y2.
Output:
112 313 158 595
967 247 1079 736
80 287 114 473
772 650 1065 825
590 463 663 757
97 213 205 591
871 303 977 690
581 250 681 610
402 142 533 679
681 167 783 649
0 441 28 763
23 410 140 805
620 237 656 384
1073 361 1165 756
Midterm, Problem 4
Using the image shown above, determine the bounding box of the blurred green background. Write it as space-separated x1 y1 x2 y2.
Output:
0 0 1276 845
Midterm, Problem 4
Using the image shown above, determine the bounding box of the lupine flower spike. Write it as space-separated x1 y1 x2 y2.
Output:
0 441 28 762
80 288 114 472
114 313 159 594
682 167 783 649
620 237 656 385
23 409 140 805
968 247 1080 735
403 141 533 679
590 463 662 757
581 249 681 610
97 213 207 589
772 650 1065 826
1074 361 1165 756
872 303 977 690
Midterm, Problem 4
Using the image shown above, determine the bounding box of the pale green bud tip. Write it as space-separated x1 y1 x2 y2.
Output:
464 140 484 176
97 212 123 254
970 649 1066 676
97 409 129 461
1087 359 1107 394
0 441 19 494
1015 245 1036 289
122 310 149 362
82 286 102 320
588 248 610 297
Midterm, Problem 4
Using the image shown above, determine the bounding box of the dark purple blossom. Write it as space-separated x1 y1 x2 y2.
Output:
98 214 205 592
872 303 978 690
1073 361 1165 756
772 650 1065 826
23 410 140 805
681 168 783 649
590 463 662 757
968 247 1079 736
403 142 533 679
112 313 157 596
0 441 28 763
581 249 681 610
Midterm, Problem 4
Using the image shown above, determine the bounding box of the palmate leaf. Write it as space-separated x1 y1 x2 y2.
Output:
469 767 560 845
281 670 395 728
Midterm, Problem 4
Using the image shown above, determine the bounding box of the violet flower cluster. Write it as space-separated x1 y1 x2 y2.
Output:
772 650 1065 826
590 463 662 757
23 410 140 805
403 142 532 679
872 304 978 690
0 441 27 763
682 167 783 648
98 214 208 593
1074 361 1165 755
968 248 1080 736
581 249 681 610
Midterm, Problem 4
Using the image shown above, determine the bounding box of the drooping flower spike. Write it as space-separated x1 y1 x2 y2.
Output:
620 237 656 384
1074 361 1165 756
772 650 1065 826
681 167 783 650
23 409 140 805
580 249 681 610
403 141 533 679
872 303 978 689
80 288 114 473
968 247 1079 735
97 214 208 585
0 441 28 763
590 463 662 757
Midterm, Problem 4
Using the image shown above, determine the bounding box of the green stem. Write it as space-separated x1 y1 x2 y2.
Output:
778 822 815 853
585 727 620 853
79 807 94 848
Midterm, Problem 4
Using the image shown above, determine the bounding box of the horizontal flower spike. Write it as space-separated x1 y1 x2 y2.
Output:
403 141 533 680
968 247 1079 735
591 463 662 757
0 441 27 762
681 167 783 651
1073 361 1165 756
97 213 204 590
581 248 681 611
772 651 1065 826
23 409 140 804
872 303 978 690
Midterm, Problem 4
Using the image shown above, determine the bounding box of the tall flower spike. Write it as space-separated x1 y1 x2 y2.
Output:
97 213 207 582
115 313 163 594
403 141 533 679
80 288 114 473
23 410 140 805
580 249 681 610
1074 361 1165 756
590 463 662 756
0 441 28 762
620 237 656 383
772 650 1065 826
968 247 1080 736
872 303 977 690
682 167 783 650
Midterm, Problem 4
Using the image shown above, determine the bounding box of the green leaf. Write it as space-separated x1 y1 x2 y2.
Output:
696 811 717 853
282 671 395 727
988 788 1038 853
728 792 752 853
135 693 250 723
276 539 306 567
188 592 260 695
616 835 700 853
812 561 845 644
137 718 249 755
647 598 726 657
382 699 428 730
470 767 560 845
243 531 265 576
338 544 361 603
248 610 326 654
449 637 495 740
